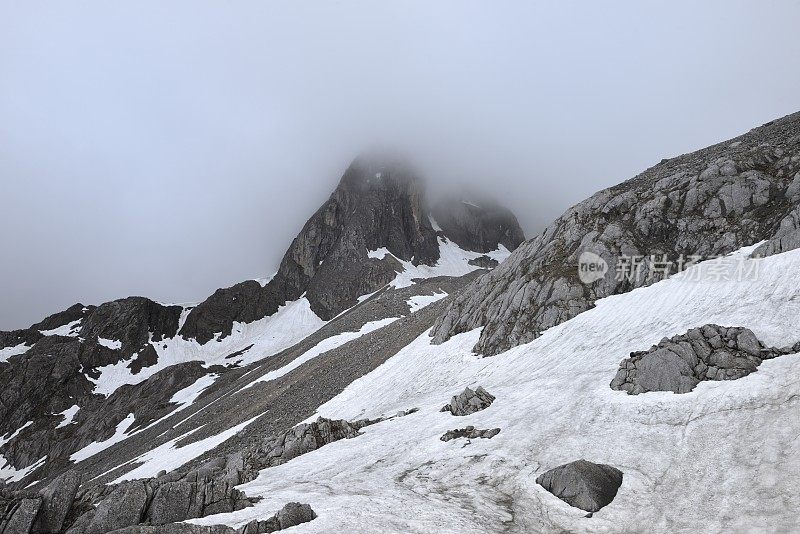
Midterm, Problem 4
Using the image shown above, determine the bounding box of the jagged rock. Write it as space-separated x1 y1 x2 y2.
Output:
431 112 800 356
83 481 149 534
536 460 623 513
30 304 94 333
248 417 372 471
146 456 252 525
440 386 495 416
78 297 182 355
238 502 317 533
440 426 500 442
181 156 440 342
31 470 81 533
431 195 525 253
180 155 524 344
610 325 781 394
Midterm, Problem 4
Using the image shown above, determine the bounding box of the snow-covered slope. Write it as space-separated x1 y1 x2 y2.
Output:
191 245 800 533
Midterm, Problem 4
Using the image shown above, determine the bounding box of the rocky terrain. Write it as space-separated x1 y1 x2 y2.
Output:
431 112 800 356
0 155 524 532
3 112 800 533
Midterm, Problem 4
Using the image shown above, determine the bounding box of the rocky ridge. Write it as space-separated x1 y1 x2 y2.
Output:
432 112 800 355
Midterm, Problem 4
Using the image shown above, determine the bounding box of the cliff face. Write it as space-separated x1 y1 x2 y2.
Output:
431 112 800 355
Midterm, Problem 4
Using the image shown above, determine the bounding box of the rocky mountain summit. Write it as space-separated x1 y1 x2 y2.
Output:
432 112 800 355
180 155 525 344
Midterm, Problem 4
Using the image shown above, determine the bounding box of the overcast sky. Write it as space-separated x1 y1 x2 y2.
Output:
2 1 799 329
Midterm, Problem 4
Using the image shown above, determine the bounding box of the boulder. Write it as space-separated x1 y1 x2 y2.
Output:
610 325 777 394
536 459 623 513
440 426 501 442
440 386 495 416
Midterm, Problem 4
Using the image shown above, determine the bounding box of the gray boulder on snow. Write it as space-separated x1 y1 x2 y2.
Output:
536 459 623 513
440 386 496 416
610 324 783 394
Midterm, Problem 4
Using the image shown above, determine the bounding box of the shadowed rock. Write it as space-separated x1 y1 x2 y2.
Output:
440 386 495 416
536 459 623 513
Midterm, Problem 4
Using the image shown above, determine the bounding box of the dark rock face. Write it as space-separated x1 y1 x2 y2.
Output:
440 386 495 416
31 470 81 533
180 155 522 345
536 460 623 513
440 426 500 442
432 195 525 253
432 111 800 355
239 502 317 534
611 325 785 394
78 297 182 356
180 156 441 343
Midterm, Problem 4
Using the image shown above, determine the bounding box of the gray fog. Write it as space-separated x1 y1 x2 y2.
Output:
2 1 799 329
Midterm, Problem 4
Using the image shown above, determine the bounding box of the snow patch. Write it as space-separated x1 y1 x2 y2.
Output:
112 414 262 483
70 413 136 462
192 246 800 533
406 292 448 313
39 319 81 337
0 342 31 363
55 405 80 429
241 317 399 392
87 298 325 396
97 337 122 350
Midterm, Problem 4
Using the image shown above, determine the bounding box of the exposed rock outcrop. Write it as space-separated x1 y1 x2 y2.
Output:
239 502 317 534
180 156 441 343
432 112 800 355
536 459 623 513
440 426 500 442
610 325 784 394
245 417 375 473
440 386 495 416
431 195 525 253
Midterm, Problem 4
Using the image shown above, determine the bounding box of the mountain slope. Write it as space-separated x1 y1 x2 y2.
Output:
431 112 800 355
0 155 523 500
192 244 799 533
